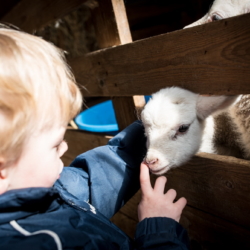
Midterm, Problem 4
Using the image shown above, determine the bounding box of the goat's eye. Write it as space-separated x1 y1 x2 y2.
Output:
211 14 222 21
178 124 190 133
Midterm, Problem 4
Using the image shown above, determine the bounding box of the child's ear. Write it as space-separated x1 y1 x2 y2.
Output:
0 157 5 176
0 158 9 194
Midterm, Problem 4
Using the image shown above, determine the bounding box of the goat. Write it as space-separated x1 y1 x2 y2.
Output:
141 87 244 175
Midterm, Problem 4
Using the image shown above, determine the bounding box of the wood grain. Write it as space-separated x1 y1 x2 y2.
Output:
111 0 133 45
113 152 250 230
112 191 250 249
90 0 140 130
1 0 88 33
91 0 122 49
111 153 250 248
70 13 250 96
153 152 250 229
91 0 132 49
111 96 138 130
111 210 138 239
181 206 250 250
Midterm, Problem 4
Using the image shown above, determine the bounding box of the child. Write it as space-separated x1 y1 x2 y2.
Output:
0 27 189 250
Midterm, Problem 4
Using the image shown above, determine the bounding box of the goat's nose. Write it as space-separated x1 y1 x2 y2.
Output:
145 158 158 166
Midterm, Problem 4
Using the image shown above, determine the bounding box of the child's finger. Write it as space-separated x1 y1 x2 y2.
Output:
165 188 177 201
175 197 187 209
140 163 152 194
153 176 167 194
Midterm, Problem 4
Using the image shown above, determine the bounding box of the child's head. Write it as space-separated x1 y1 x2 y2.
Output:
0 28 82 191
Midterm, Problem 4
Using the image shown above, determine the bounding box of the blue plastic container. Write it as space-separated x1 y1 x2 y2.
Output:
74 96 152 134
74 100 119 134
144 95 151 103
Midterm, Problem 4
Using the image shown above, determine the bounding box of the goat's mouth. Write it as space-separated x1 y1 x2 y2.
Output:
149 162 176 175
150 167 169 175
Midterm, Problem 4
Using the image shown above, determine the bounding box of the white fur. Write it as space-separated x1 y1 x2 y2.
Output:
198 116 215 154
141 87 239 175
184 0 250 29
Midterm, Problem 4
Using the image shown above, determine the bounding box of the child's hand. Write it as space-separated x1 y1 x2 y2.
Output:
138 163 187 222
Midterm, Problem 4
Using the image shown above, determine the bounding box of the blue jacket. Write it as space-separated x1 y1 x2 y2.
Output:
0 122 189 249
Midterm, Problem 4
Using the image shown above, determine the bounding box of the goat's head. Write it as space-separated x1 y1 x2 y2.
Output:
141 87 238 175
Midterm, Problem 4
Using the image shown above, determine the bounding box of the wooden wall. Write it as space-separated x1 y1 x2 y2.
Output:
69 12 250 96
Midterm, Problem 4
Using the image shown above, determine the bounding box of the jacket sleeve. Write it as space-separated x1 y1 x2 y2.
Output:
134 217 189 250
58 121 147 219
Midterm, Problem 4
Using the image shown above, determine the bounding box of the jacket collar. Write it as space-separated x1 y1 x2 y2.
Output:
0 187 61 224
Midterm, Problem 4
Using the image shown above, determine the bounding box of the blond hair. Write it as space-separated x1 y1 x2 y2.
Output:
0 28 82 166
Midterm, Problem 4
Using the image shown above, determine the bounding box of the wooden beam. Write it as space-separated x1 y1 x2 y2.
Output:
111 0 133 45
1 0 88 33
112 152 250 230
91 0 132 49
90 0 142 130
111 152 250 247
153 152 250 229
181 206 250 249
111 96 139 130
112 190 250 248
70 13 250 96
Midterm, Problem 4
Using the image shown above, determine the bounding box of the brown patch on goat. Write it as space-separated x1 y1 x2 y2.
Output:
234 95 250 131
213 112 244 158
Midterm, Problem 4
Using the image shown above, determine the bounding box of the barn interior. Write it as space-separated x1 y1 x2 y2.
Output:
1 0 250 249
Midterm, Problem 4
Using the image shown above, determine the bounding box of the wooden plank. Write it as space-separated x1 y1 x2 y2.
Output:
181 206 250 249
111 189 140 238
152 152 250 230
91 0 132 49
112 152 250 230
70 13 250 96
111 154 250 248
1 0 88 33
111 210 138 239
91 0 121 49
90 0 141 130
111 96 139 130
112 189 250 249
111 0 133 45
61 129 110 166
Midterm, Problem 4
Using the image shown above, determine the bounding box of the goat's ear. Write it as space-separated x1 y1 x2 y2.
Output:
196 95 238 120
